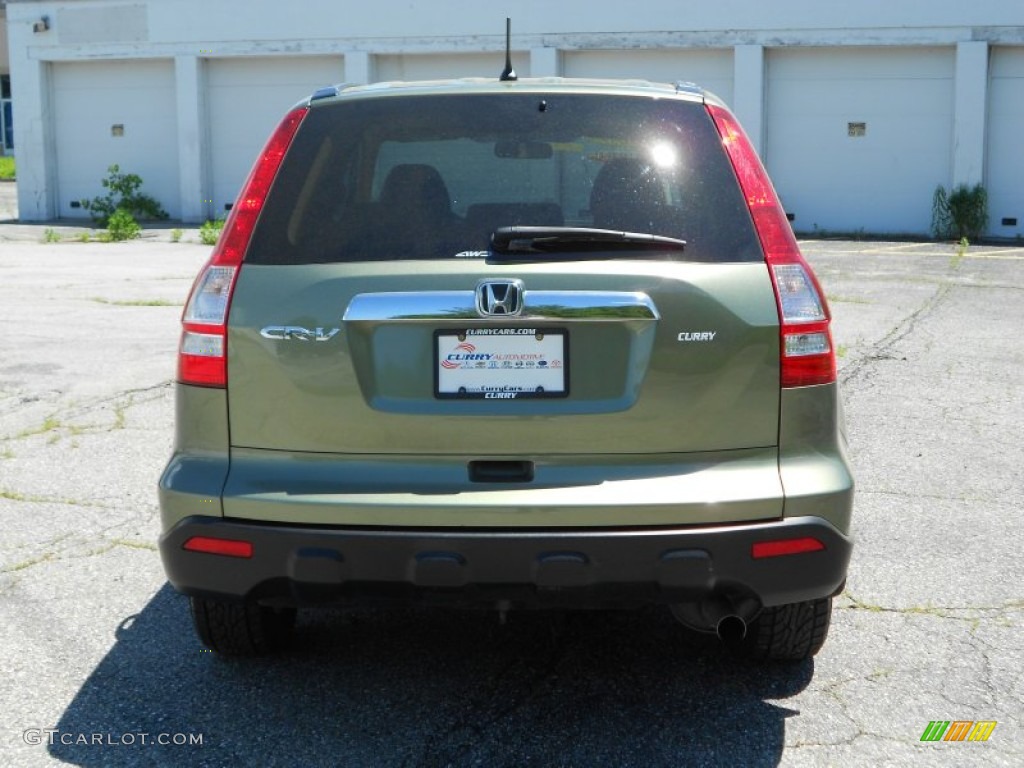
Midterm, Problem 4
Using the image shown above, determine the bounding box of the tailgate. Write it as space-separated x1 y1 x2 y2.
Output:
226 259 780 456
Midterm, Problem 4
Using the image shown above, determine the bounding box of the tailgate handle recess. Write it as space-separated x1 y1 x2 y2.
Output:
468 460 534 484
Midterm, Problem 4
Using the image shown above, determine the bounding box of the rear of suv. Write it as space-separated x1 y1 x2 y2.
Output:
159 77 853 660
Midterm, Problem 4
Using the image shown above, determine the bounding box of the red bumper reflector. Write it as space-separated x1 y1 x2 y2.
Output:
752 537 825 559
183 536 253 559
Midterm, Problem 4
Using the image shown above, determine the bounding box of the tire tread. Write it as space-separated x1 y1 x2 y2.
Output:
190 597 295 656
739 597 832 661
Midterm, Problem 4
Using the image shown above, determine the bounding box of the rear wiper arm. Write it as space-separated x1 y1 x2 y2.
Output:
490 226 686 256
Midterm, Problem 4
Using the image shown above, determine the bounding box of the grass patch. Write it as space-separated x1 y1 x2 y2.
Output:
950 237 969 269
5 553 56 573
42 228 62 244
7 415 63 441
5 415 89 444
111 538 158 552
170 228 183 243
90 297 179 307
200 217 226 245
836 344 848 359
0 486 111 508
112 399 132 430
827 294 874 305
0 156 14 180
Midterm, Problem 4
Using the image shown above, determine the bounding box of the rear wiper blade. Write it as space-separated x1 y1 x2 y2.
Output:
490 226 686 256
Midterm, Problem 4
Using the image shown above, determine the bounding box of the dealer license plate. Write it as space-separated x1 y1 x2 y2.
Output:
435 328 567 399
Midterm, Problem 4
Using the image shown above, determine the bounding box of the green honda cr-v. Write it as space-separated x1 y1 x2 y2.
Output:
158 76 853 659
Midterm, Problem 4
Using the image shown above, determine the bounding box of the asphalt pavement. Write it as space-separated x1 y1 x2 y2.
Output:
0 211 1021 766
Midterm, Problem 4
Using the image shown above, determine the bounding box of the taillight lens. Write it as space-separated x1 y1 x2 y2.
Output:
177 106 308 387
707 104 836 388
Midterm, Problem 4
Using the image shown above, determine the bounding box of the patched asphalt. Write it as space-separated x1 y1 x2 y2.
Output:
0 228 1021 766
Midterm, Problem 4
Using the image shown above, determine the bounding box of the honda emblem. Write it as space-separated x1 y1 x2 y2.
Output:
475 279 524 317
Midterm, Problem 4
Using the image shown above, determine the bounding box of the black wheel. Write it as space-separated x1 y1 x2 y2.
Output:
190 596 296 656
736 597 832 661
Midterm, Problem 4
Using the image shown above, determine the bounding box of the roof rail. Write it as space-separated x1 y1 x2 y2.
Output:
674 81 703 96
310 83 356 102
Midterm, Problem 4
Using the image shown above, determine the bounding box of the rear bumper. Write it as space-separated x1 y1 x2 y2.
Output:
160 515 852 611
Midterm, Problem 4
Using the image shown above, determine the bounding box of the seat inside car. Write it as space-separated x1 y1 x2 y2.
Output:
589 157 671 234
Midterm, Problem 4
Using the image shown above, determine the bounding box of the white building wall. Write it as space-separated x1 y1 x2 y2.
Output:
375 52 530 82
6 0 1024 233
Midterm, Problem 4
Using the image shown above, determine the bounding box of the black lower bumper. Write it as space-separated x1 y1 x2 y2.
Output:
159 515 852 611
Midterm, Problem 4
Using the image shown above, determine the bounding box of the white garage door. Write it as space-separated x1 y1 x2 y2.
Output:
375 52 530 82
563 50 734 105
53 60 179 220
987 47 1024 239
208 56 343 215
766 47 954 235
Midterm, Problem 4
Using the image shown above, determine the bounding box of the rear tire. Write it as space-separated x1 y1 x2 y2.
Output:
190 596 296 656
736 597 832 661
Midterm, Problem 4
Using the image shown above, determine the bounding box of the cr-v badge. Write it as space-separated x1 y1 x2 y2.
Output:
260 326 340 342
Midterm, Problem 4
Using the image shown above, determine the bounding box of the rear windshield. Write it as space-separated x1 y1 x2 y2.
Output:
247 93 761 264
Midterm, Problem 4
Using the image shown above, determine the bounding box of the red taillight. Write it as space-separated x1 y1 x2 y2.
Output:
707 104 836 388
751 537 825 559
177 106 308 388
183 536 254 559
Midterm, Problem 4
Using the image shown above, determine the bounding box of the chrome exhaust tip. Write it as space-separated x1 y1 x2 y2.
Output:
715 614 748 644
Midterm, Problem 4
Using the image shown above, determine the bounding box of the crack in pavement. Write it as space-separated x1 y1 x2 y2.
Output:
410 618 572 766
0 487 122 510
838 595 1024 620
840 282 951 390
0 381 173 440
855 488 1015 505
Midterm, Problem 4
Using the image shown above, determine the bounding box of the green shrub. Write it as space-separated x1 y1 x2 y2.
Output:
107 208 141 241
0 156 15 180
42 228 61 243
81 165 168 226
199 217 226 246
170 228 183 243
932 184 988 241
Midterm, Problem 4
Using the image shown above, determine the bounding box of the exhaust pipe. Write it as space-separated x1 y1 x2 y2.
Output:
671 591 760 640
715 614 748 645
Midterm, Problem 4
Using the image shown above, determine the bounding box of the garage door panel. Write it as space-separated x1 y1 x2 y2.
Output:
987 47 1024 238
767 48 953 235
53 60 179 220
208 56 343 215
564 50 733 105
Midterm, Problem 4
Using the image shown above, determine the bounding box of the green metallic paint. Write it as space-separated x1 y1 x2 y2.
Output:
221 446 782 527
157 384 230 530
226 260 781 456
778 383 854 533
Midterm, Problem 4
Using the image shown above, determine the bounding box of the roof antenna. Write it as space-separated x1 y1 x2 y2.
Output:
499 17 517 82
